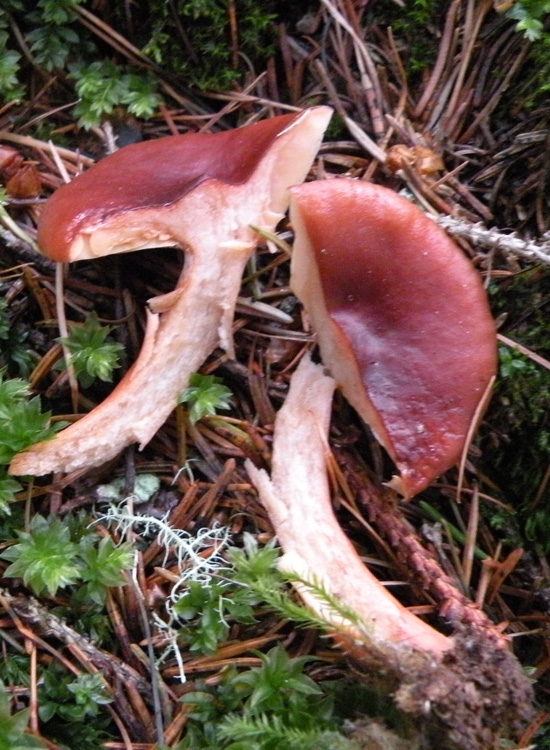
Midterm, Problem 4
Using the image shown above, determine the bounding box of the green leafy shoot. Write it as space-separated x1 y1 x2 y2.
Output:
236 645 321 715
0 396 60 466
39 668 112 723
179 373 233 424
26 24 80 71
172 577 257 655
1 514 82 596
0 289 35 376
1 514 134 599
507 0 550 41
70 61 163 129
0 472 23 516
0 371 63 473
56 312 124 389
0 374 31 408
179 644 352 750
33 0 85 26
217 712 356 750
0 298 10 340
0 680 46 749
228 535 335 632
77 535 134 605
0 33 24 102
171 534 334 656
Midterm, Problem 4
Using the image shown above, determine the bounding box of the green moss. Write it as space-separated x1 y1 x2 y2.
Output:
142 0 278 91
373 0 448 75
0 0 280 129
480 269 550 546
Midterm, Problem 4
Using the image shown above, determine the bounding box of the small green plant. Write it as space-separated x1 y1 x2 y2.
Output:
2 515 80 595
179 373 233 424
69 61 163 129
480 273 550 551
503 0 550 104
56 312 125 389
173 577 258 655
39 669 112 723
142 0 277 91
0 309 34 377
0 372 64 514
1 0 163 128
0 681 46 749
486 343 550 519
376 0 446 75
216 713 357 750
231 645 322 715
507 0 550 41
38 665 115 749
173 531 322 656
1 513 134 599
1 0 279 129
0 475 23 518
179 645 358 750
0 376 60 464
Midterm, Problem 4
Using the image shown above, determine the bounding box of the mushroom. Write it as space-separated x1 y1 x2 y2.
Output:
288 178 497 497
247 176 497 654
246 353 451 658
9 106 332 476
246 184 532 743
246 356 532 748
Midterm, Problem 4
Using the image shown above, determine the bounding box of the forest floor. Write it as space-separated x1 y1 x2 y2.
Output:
1 1 550 749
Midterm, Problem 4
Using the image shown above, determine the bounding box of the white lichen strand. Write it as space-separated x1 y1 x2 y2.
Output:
97 505 233 684
98 505 231 577
435 214 550 265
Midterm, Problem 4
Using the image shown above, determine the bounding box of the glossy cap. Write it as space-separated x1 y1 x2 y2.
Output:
37 110 331 262
290 179 497 497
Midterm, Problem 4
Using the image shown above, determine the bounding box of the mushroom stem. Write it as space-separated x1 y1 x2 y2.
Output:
247 355 535 746
246 354 450 658
12 238 252 475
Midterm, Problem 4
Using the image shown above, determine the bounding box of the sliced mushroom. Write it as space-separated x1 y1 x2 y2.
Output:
246 354 451 657
10 107 332 476
246 350 532 750
289 179 497 497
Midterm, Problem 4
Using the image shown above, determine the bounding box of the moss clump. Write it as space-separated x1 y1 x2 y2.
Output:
142 0 278 91
480 269 550 546
372 0 448 76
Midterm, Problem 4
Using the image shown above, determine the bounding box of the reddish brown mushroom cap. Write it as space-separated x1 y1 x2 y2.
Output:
38 112 323 262
290 179 497 497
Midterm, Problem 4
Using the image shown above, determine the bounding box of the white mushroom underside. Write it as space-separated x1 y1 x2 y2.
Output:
11 226 254 475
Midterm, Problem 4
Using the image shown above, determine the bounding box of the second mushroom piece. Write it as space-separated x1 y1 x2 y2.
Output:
249 178 498 638
289 179 497 498
9 106 332 477
246 180 530 746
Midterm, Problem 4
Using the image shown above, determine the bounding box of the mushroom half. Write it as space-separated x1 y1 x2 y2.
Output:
289 179 497 497
246 354 451 657
10 107 332 476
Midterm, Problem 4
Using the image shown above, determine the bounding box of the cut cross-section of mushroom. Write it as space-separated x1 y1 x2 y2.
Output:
10 107 332 476
246 354 451 657
289 179 497 497
246 355 533 749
